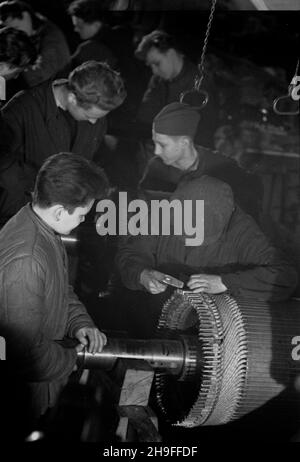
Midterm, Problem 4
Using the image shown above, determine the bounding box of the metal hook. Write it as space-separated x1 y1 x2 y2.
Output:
273 94 299 116
180 72 209 107
273 59 299 115
179 88 209 108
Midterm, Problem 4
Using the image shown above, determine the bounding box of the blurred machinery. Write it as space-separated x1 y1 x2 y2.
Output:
75 291 300 440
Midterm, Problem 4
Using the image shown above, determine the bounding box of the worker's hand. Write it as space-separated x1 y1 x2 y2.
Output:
140 269 168 294
187 274 227 294
74 327 107 354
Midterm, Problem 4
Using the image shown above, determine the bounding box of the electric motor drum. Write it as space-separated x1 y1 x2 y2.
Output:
155 290 300 427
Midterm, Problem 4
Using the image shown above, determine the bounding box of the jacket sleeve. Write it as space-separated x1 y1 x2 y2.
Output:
136 76 165 135
2 257 77 382
220 217 298 301
1 97 37 194
115 234 158 290
66 285 95 338
1 94 26 162
23 25 70 87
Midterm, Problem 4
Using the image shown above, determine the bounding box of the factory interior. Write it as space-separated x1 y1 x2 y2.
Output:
0 0 300 448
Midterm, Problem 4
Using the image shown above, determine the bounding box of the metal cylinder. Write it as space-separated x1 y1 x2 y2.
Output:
77 292 300 429
155 291 300 427
77 337 195 377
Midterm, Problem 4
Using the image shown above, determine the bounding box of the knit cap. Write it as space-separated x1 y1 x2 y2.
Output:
153 102 200 138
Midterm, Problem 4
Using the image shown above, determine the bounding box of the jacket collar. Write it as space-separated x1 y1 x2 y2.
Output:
26 203 61 241
43 79 68 124
169 58 197 84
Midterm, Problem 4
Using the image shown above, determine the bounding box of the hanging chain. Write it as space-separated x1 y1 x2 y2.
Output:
195 0 217 91
290 58 299 87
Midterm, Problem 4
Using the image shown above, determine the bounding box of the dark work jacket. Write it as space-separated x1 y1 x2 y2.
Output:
116 206 298 302
1 78 107 169
24 19 70 87
69 29 117 72
139 145 263 221
0 204 95 417
0 79 106 218
137 59 219 147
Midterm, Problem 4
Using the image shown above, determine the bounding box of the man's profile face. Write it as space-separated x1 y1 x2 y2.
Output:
152 131 184 168
56 200 94 235
71 16 101 40
67 96 109 124
146 47 178 81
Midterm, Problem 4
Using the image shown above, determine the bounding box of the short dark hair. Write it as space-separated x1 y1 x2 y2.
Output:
67 60 126 111
67 0 110 23
0 0 34 21
0 26 36 67
0 1 41 30
135 30 182 61
33 152 109 213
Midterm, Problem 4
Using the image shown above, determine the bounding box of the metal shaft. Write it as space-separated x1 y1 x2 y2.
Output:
77 337 189 376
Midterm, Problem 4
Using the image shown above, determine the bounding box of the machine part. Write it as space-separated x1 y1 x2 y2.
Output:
161 274 185 289
77 292 300 429
155 291 300 427
77 336 200 381
273 59 299 115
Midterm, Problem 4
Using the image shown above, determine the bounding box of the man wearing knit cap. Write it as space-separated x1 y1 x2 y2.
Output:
116 174 297 337
140 101 263 221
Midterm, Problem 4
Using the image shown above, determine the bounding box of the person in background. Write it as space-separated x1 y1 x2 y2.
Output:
0 26 37 223
0 0 70 87
66 0 147 137
67 0 117 71
0 152 108 437
0 60 126 221
0 25 36 82
134 29 219 149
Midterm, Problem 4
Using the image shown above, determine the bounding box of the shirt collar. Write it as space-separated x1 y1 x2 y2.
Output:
186 151 199 172
52 79 68 110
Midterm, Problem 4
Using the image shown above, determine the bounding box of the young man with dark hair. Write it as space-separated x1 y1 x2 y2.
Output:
0 60 126 221
134 29 218 147
0 152 108 435
66 60 125 113
0 27 37 224
0 25 36 80
67 0 117 70
66 0 145 138
0 0 70 86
